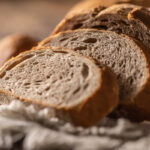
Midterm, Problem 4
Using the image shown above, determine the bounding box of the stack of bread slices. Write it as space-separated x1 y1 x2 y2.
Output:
0 0 150 127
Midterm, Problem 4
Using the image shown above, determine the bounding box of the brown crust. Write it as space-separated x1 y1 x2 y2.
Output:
128 7 150 29
38 28 150 121
0 46 119 127
0 34 38 67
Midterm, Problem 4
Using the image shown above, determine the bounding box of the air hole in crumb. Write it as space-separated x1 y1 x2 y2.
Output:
46 75 50 79
24 83 31 86
8 89 12 92
71 72 73 77
68 62 74 67
81 63 89 79
111 62 116 68
111 22 117 26
92 25 108 30
71 37 78 41
37 92 42 95
33 62 38 65
122 64 126 68
35 83 40 86
73 23 83 29
74 46 87 51
52 80 57 84
83 38 97 43
60 38 68 42
119 60 124 67
35 80 43 82
45 86 50 91
127 77 134 85
101 19 108 22
139 73 143 78
5 77 9 80
73 87 80 94
84 83 88 89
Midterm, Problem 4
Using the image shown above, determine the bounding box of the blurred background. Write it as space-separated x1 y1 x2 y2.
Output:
0 0 80 40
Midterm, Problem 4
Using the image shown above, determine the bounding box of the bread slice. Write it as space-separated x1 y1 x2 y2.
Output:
53 3 150 49
0 47 118 127
39 29 150 119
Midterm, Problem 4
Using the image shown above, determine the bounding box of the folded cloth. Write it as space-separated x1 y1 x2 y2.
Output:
0 100 150 150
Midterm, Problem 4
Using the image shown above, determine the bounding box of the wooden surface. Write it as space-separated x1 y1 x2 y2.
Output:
0 0 79 40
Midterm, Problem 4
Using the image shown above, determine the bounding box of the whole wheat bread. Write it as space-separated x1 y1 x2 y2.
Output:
0 47 118 127
53 3 150 49
39 29 150 120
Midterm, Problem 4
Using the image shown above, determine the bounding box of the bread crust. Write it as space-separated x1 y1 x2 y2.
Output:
38 28 150 121
0 47 119 127
128 7 150 29
0 34 38 67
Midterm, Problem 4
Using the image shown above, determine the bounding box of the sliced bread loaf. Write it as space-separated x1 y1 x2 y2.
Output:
53 0 150 36
0 47 118 127
39 29 150 119
53 3 150 49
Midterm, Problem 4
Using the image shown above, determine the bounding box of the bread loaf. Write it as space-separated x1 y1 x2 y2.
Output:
39 29 150 120
53 0 150 36
0 47 118 127
0 34 38 67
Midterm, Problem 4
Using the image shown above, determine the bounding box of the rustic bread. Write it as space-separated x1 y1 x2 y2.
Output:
53 0 150 35
0 34 38 67
53 3 150 49
39 29 150 120
128 7 150 28
0 47 118 127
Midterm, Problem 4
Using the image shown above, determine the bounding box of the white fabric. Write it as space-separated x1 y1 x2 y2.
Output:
0 100 150 150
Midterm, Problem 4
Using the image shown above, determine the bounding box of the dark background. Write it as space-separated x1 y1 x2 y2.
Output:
0 0 80 40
